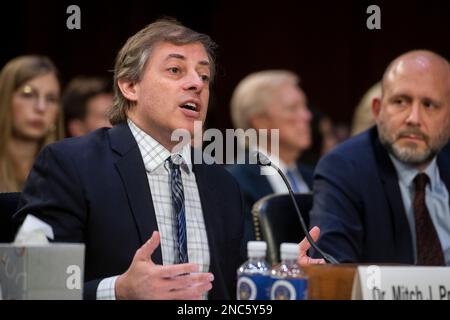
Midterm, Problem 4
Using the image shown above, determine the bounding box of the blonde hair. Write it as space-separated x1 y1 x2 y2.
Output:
351 82 381 136
230 70 299 130
109 18 217 125
0 55 64 192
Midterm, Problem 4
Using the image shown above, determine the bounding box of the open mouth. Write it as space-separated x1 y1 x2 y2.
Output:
180 102 198 112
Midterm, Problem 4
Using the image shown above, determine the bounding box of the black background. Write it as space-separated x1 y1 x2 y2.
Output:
1 0 449 131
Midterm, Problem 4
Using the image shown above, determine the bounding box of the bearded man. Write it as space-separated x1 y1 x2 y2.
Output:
310 50 450 266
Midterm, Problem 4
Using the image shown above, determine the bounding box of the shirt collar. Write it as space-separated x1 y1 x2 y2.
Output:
389 154 439 192
127 119 192 174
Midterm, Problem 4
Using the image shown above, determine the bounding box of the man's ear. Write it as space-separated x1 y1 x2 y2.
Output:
372 97 382 121
117 79 138 102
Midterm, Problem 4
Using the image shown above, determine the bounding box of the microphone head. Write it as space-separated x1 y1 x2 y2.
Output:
251 151 271 166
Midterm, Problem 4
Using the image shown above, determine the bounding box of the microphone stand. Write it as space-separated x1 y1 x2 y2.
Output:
256 152 338 264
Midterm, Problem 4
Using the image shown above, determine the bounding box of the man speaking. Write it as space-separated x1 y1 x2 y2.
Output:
14 19 244 300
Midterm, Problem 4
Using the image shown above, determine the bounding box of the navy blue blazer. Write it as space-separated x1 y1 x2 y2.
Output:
226 159 313 249
311 126 450 264
13 122 244 299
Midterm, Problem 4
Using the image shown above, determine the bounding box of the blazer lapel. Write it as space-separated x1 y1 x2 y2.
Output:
372 131 414 262
109 123 162 264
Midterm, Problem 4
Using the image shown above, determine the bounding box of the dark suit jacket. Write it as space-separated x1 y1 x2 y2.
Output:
226 159 313 249
13 122 244 300
311 126 450 263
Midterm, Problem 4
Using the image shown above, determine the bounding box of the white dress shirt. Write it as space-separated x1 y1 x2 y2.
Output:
97 119 210 299
390 155 450 265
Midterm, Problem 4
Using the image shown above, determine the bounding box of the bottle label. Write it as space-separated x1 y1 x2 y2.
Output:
270 278 308 300
237 275 272 300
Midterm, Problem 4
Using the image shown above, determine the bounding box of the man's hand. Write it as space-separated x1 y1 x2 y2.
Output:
298 226 326 266
115 231 214 299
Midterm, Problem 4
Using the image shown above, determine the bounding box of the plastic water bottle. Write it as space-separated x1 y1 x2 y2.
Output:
270 242 308 300
236 241 272 300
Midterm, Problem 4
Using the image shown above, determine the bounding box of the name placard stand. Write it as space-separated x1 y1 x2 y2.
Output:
352 266 450 300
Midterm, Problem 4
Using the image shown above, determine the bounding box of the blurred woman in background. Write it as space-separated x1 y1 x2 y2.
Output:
0 55 64 192
351 82 381 136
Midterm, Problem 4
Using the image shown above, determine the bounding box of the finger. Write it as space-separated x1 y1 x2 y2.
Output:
166 272 214 291
170 281 213 300
298 256 326 267
299 226 321 255
309 226 321 242
311 258 326 264
156 263 200 278
135 231 160 263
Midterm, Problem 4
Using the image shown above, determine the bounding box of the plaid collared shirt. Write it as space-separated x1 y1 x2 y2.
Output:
97 120 210 299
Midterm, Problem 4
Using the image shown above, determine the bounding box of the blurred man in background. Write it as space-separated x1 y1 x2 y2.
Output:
63 76 113 137
227 70 314 246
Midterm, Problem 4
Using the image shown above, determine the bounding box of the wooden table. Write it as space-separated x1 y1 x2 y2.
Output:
303 264 358 300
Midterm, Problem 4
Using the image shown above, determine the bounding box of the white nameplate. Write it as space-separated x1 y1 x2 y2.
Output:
352 266 450 300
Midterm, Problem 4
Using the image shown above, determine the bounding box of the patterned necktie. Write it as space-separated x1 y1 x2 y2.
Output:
167 155 188 264
286 168 300 193
413 173 445 266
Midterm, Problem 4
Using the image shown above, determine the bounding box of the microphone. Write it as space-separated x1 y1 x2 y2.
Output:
252 151 338 264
